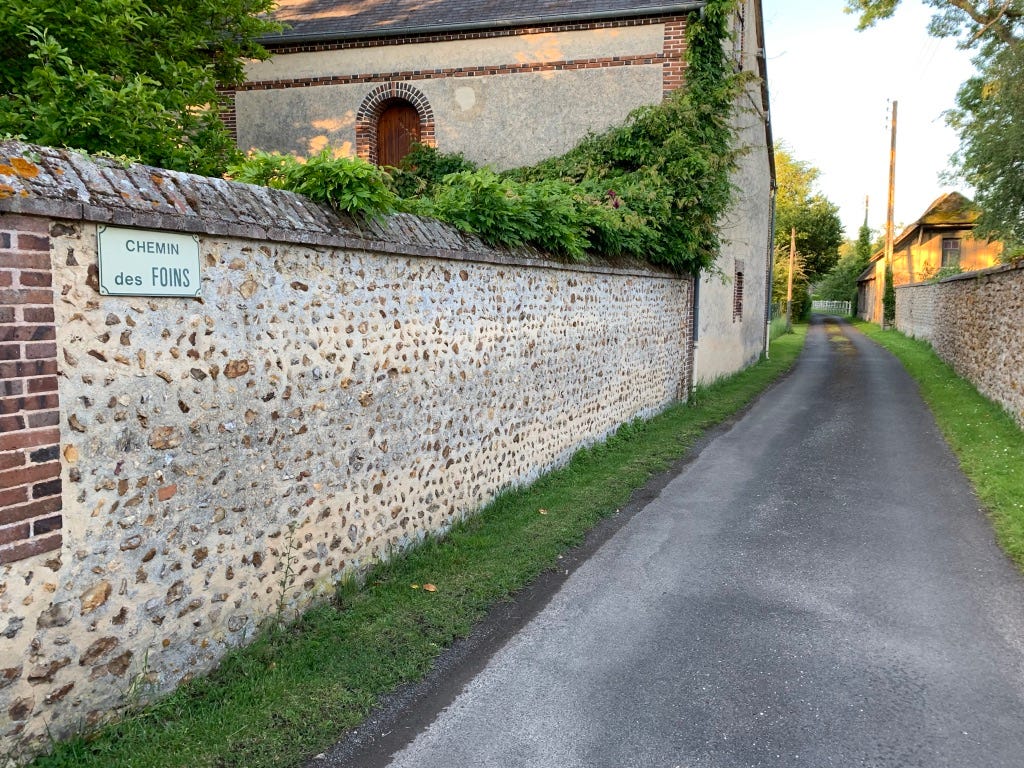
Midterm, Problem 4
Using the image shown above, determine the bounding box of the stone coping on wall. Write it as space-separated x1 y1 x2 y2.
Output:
0 141 679 281
895 261 1024 289
934 261 1023 283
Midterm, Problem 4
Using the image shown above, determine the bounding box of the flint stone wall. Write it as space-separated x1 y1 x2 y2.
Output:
896 264 1024 427
0 142 693 761
894 281 937 342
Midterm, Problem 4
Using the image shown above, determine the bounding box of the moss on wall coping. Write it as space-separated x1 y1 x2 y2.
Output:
0 141 677 281
894 260 1024 289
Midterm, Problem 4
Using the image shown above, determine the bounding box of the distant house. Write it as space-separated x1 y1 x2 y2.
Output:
230 0 775 383
857 192 1004 323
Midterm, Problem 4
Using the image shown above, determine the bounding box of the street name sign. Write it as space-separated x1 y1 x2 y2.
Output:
97 225 201 297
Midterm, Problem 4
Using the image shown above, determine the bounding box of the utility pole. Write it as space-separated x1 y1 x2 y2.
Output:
882 100 897 328
785 226 795 332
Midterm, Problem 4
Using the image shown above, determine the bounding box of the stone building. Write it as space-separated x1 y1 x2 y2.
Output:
857 192 1004 324
231 0 776 383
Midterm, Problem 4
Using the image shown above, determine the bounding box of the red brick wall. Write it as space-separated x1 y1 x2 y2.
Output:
0 214 62 564
662 17 689 95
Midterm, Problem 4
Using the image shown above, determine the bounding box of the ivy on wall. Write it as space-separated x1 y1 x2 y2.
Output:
227 0 743 275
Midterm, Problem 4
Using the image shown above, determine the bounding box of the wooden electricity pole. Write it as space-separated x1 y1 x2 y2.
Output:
785 226 795 331
882 100 898 328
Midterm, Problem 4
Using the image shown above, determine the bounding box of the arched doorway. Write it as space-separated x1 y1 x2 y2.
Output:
356 83 435 166
377 100 421 167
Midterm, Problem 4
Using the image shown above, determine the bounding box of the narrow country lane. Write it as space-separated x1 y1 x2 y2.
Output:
319 316 1024 768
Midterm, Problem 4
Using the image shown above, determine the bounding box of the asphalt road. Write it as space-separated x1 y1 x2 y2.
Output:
315 316 1024 768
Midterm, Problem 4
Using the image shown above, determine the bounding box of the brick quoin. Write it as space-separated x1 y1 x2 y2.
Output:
662 17 689 96
0 215 62 564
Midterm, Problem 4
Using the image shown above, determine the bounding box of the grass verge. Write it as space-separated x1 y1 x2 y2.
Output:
855 321 1024 568
768 315 789 341
30 327 808 768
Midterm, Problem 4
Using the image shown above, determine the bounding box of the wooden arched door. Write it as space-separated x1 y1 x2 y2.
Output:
377 101 421 167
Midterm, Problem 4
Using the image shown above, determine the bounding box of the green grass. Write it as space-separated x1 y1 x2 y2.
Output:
768 315 789 341
30 328 808 768
855 321 1024 568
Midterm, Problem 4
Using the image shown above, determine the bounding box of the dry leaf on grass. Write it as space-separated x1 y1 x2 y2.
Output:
423 583 437 592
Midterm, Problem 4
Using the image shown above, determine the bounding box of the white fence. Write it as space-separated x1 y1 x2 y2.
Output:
811 300 852 316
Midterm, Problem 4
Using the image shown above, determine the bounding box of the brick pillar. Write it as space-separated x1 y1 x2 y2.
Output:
0 214 62 564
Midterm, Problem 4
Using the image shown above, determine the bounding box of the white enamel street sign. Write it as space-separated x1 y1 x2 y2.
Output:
97 225 201 297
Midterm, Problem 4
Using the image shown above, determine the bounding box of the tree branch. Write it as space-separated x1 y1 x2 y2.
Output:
948 0 1021 48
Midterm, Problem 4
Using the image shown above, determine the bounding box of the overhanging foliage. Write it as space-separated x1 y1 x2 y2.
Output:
0 0 280 176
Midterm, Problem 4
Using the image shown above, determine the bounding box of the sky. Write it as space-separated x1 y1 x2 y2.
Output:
762 0 978 238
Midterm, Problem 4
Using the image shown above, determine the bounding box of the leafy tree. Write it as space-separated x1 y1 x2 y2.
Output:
883 264 897 324
948 44 1024 251
771 249 810 322
848 1 1024 250
815 222 878 312
0 0 280 175
846 0 1022 49
773 145 844 280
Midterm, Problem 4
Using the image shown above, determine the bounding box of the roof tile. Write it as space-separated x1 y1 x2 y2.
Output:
267 0 705 42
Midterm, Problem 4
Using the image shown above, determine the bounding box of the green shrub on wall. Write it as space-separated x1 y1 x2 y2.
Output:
227 149 398 218
389 144 477 197
409 170 587 257
507 0 742 274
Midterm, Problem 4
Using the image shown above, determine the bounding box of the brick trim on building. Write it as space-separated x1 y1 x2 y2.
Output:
0 213 62 565
262 15 689 55
355 83 436 164
732 259 745 322
236 54 676 93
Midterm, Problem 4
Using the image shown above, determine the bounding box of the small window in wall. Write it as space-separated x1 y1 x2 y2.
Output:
941 237 962 269
377 100 421 167
733 270 744 321
732 6 747 68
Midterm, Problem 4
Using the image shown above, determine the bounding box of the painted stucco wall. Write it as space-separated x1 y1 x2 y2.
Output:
245 26 666 83
896 264 1024 427
236 22 669 165
0 142 693 762
236 66 664 168
692 0 771 383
